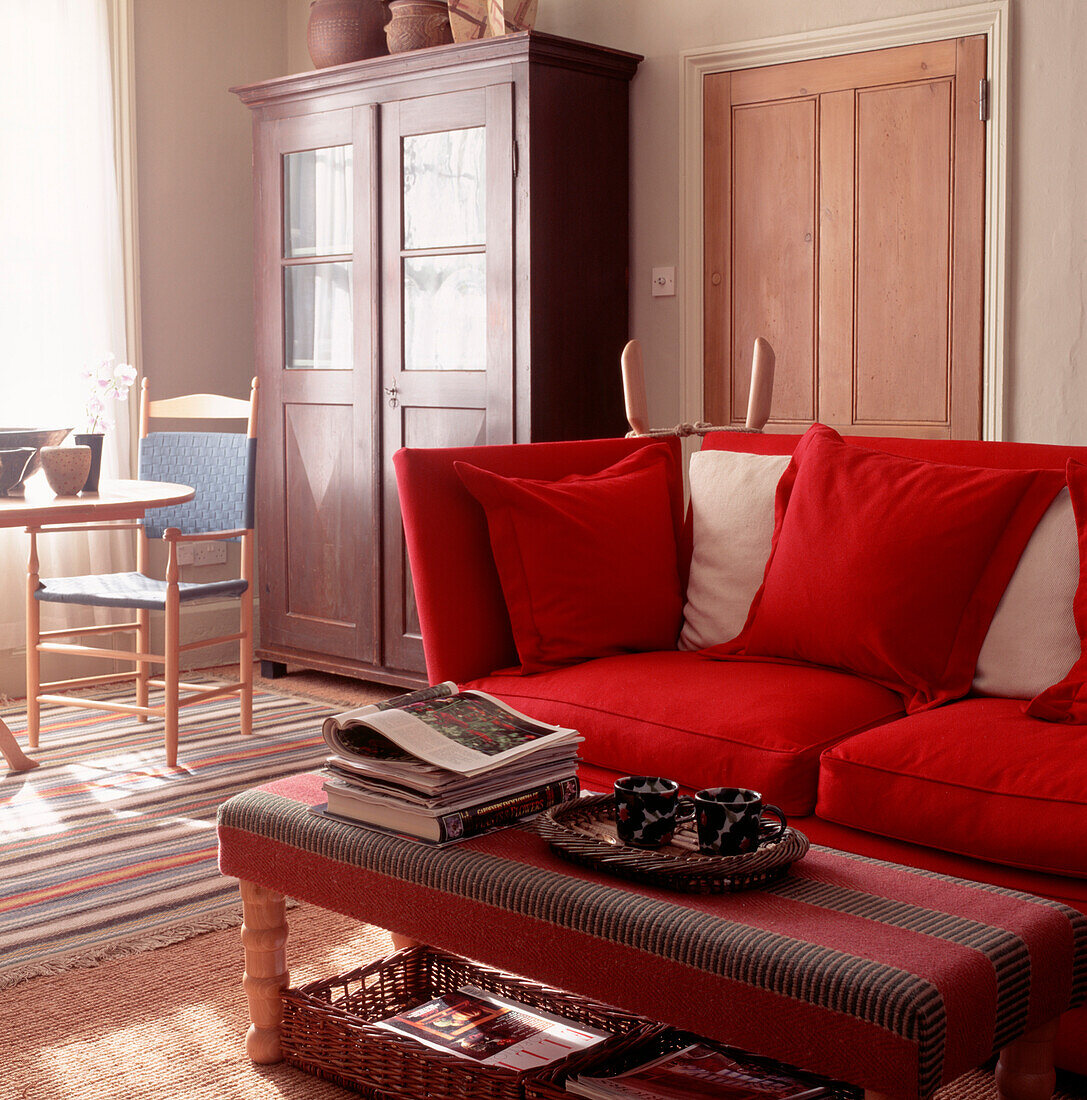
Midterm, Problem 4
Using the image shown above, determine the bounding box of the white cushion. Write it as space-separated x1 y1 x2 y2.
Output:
973 488 1080 699
679 450 791 651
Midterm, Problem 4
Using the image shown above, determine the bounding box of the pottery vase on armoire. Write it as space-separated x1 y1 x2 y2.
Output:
232 32 641 688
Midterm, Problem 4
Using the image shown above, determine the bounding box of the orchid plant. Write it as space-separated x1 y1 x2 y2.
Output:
81 355 138 434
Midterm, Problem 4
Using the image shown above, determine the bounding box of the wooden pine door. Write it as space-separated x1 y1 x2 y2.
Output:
380 84 515 673
704 37 986 438
256 107 379 664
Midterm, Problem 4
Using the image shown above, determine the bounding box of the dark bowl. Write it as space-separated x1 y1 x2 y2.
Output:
0 448 38 496
0 428 73 486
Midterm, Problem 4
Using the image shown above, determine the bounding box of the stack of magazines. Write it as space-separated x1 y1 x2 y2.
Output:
318 681 582 844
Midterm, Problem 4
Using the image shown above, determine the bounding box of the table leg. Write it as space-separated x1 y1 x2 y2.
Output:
239 879 289 1065
0 716 39 773
995 1019 1059 1100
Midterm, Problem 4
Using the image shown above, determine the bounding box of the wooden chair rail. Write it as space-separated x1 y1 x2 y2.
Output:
40 671 139 693
37 641 165 664
39 621 140 638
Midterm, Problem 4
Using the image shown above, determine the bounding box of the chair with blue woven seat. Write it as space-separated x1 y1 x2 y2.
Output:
25 377 259 767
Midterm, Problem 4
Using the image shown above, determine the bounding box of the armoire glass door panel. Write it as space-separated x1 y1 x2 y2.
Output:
403 254 486 371
284 261 353 369
402 128 485 249
283 145 354 258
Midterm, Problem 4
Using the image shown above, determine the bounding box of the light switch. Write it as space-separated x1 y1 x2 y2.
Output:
651 266 676 297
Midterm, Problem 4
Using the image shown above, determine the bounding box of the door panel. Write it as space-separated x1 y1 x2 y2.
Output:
256 107 378 664
854 80 952 426
281 402 358 641
381 83 515 673
731 98 817 425
705 37 987 439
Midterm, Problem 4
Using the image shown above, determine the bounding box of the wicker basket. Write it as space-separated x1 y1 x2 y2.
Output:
281 945 649 1100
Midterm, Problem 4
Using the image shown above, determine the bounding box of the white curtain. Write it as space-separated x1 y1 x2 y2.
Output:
0 0 132 649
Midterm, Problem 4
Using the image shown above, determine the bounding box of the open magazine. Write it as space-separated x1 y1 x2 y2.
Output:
566 1037 834 1100
322 681 582 778
373 985 610 1072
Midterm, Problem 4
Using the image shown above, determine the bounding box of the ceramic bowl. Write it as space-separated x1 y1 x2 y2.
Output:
39 445 92 497
0 448 37 497
0 427 73 487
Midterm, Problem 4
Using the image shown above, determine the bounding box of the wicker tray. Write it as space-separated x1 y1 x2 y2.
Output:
534 793 809 893
281 944 650 1100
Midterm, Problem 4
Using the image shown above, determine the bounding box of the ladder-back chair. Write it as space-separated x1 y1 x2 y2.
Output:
26 377 259 767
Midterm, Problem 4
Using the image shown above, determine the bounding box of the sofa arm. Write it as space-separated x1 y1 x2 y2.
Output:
394 435 682 685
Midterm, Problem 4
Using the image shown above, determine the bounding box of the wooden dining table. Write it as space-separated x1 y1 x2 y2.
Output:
0 477 194 772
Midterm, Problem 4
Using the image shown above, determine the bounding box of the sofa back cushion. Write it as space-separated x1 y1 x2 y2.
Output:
703 424 1064 712
1026 458 1087 722
679 449 790 650
973 488 1081 698
455 445 684 674
393 436 684 685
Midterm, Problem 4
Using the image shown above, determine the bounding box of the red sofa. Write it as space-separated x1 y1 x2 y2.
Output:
394 431 1087 1074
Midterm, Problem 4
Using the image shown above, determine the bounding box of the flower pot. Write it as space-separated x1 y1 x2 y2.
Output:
307 0 389 68
385 0 453 53
73 432 104 493
40 445 92 497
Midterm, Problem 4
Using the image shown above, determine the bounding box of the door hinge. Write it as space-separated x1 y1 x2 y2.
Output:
979 78 990 122
513 140 519 179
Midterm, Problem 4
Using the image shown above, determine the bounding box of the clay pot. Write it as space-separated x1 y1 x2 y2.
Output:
40 445 92 497
307 0 389 68
385 0 453 53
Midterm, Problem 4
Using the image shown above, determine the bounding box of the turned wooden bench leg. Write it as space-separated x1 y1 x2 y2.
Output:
239 879 289 1065
995 1019 1059 1100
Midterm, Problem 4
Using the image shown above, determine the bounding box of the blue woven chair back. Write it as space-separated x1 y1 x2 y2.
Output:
139 432 256 539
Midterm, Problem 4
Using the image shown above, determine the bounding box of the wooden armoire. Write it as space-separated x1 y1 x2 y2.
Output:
233 33 641 688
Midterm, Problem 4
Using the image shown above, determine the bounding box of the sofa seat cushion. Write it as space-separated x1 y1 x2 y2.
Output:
817 698 1087 878
467 651 904 816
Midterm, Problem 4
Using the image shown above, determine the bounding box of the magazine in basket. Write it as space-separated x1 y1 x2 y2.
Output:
318 682 582 843
373 984 610 1071
565 1034 836 1099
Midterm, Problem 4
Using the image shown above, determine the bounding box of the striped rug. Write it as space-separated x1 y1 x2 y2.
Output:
0 683 335 989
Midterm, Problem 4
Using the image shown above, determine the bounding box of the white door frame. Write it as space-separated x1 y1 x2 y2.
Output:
680 1 1010 439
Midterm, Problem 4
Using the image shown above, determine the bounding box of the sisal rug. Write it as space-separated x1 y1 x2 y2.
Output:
1 906 1083 1100
0 682 347 989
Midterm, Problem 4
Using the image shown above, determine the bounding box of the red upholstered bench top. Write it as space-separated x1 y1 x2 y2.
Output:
217 773 1087 1099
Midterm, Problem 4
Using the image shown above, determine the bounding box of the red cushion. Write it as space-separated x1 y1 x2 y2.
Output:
394 436 685 686
1027 458 1087 722
456 446 684 674
705 424 1063 712
817 697 1087 878
466 651 904 815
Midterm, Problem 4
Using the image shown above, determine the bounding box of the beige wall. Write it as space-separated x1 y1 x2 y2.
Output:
285 0 1087 445
134 0 290 402
146 0 1087 442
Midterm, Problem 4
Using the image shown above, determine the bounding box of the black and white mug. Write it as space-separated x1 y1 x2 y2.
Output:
614 776 692 848
694 787 787 856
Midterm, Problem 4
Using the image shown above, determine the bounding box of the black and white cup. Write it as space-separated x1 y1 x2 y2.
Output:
614 776 692 848
694 787 787 856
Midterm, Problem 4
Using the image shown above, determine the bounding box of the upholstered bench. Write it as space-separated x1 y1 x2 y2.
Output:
217 773 1087 1100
